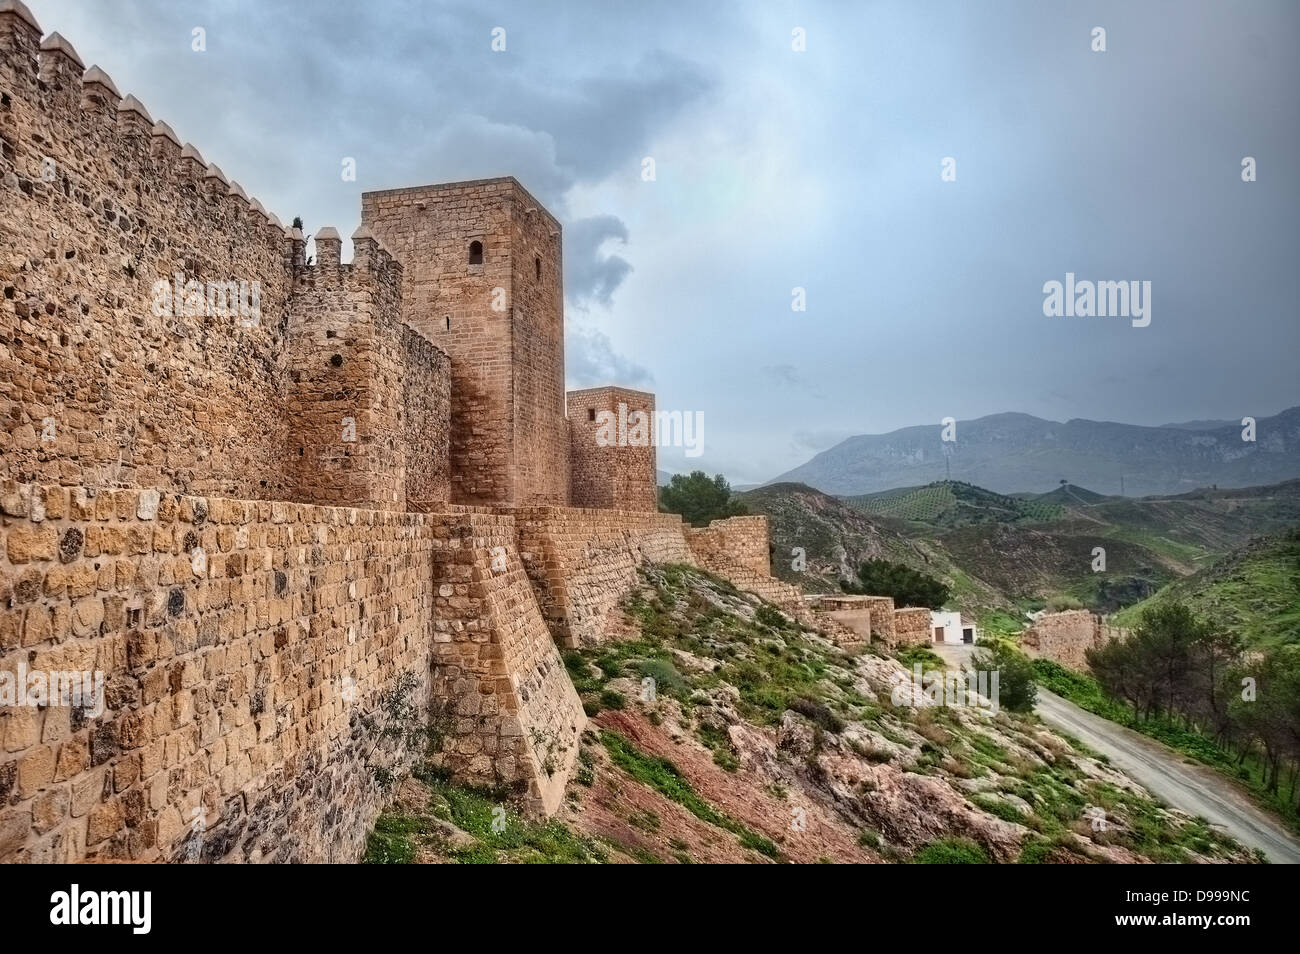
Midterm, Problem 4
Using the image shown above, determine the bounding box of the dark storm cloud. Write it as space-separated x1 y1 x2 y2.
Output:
564 215 632 309
32 0 710 310
27 0 1300 486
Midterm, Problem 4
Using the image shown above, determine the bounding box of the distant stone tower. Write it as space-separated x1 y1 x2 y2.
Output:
361 177 567 505
567 386 658 511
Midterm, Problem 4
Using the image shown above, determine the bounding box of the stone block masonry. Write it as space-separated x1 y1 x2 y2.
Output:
0 482 439 862
0 482 583 860
0 11 294 499
0 10 449 512
567 386 658 512
512 506 694 648
687 516 772 578
0 4 832 862
892 607 933 647
1021 609 1124 672
361 179 568 507
806 594 897 647
428 508 584 814
287 228 450 511
685 516 813 613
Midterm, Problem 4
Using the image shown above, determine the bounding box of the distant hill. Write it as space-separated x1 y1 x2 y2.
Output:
845 480 1067 529
1035 483 1110 506
1112 529 1300 649
1159 419 1236 431
740 477 1300 620
737 482 1008 607
768 407 1300 497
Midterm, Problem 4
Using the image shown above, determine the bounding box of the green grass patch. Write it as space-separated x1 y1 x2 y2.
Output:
970 793 1029 826
363 813 430 864
912 837 989 864
1034 658 1300 834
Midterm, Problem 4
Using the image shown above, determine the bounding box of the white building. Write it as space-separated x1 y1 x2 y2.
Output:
930 610 976 645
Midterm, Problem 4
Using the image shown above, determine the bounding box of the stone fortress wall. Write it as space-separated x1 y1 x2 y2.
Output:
0 2 844 863
512 506 694 648
804 594 935 649
892 607 934 647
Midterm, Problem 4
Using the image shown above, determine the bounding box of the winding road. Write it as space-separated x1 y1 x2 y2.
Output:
1036 687 1300 864
931 642 1300 863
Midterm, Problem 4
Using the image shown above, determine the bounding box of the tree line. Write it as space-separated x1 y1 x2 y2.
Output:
1087 603 1300 808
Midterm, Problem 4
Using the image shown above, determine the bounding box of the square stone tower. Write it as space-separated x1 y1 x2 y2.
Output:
361 177 567 505
567 386 658 511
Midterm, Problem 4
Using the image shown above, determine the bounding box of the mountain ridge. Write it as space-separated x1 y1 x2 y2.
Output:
769 406 1300 497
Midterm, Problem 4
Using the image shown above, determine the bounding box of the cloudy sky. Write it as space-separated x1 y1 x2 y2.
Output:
33 0 1300 484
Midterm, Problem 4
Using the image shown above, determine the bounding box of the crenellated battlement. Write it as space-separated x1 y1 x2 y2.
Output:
0 4 289 270
0 6 302 498
294 223 403 288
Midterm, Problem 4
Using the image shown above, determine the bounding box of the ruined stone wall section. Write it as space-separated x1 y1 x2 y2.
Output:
428 508 584 815
0 482 437 863
686 516 825 617
566 386 657 512
0 16 296 499
807 594 897 646
1021 610 1124 671
859 596 898 644
686 516 772 578
892 607 933 647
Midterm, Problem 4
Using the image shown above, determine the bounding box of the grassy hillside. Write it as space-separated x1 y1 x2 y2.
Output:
738 482 1008 609
845 481 1064 528
1112 529 1300 648
366 565 1253 864
1034 483 1110 506
743 478 1300 621
938 522 1172 610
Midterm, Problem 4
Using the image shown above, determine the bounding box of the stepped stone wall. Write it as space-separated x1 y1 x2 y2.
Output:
513 506 693 648
687 516 803 608
806 594 897 646
428 507 584 815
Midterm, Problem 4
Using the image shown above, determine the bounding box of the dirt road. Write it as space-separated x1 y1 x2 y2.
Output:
1036 688 1300 864
929 642 1300 863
